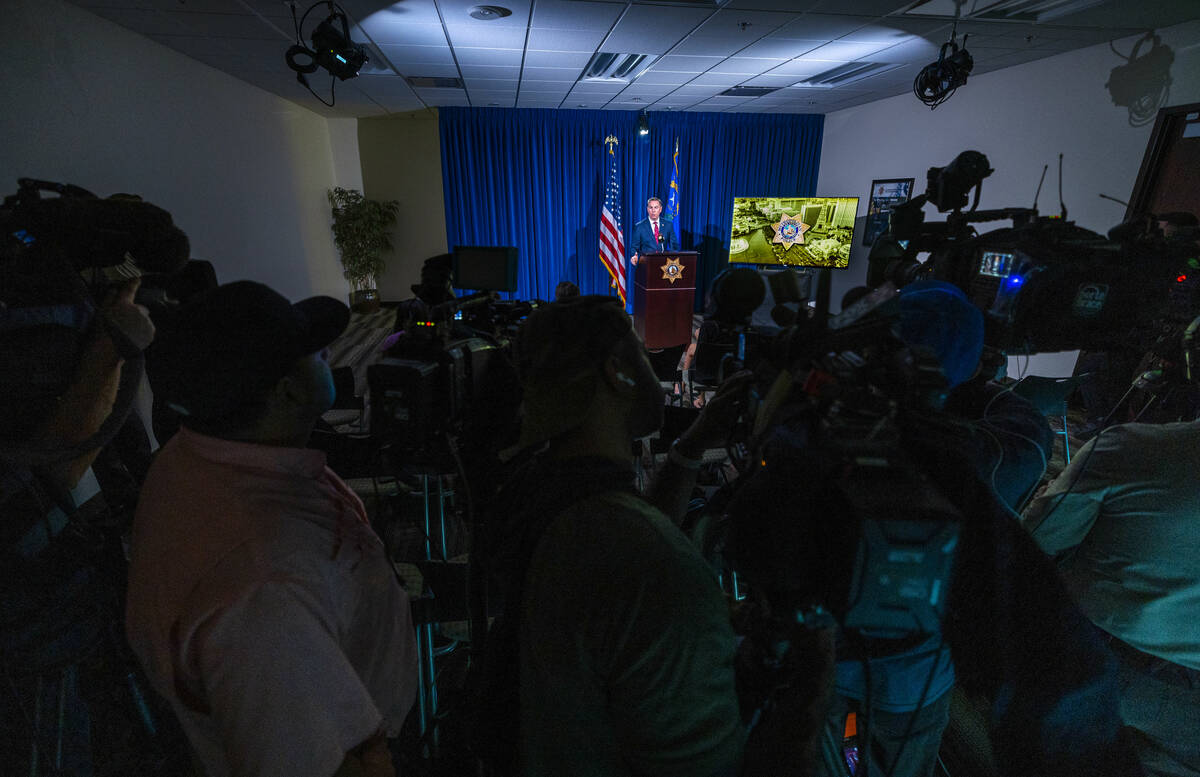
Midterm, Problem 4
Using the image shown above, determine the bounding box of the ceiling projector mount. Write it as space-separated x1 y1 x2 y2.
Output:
285 1 368 107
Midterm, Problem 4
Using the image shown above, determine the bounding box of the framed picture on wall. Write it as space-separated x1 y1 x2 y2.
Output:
863 178 915 247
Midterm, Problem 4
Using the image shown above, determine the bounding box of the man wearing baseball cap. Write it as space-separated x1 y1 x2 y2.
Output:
126 281 417 777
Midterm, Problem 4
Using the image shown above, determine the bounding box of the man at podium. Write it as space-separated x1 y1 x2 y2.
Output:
630 196 678 265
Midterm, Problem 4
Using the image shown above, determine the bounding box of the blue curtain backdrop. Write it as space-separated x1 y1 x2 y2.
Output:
439 107 824 308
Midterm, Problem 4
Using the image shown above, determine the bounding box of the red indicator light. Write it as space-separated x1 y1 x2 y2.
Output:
1178 275 1188 283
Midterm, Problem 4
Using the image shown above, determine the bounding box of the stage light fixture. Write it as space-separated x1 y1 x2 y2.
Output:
285 2 368 106
637 113 650 136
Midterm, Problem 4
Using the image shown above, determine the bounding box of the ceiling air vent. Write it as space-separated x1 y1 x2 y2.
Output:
797 61 896 88
721 86 779 97
582 52 657 82
405 76 465 89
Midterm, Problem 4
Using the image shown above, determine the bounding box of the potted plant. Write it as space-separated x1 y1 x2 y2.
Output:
327 187 400 312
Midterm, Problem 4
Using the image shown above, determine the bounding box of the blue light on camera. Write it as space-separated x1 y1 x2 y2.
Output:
1007 275 1024 288
454 310 463 320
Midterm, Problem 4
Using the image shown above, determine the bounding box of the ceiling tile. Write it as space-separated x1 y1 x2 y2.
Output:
568 81 627 93
526 27 608 51
687 72 742 87
710 57 783 75
840 17 949 41
455 47 523 65
523 65 584 80
770 14 871 41
743 73 802 87
767 58 846 77
1049 4 1200 29
604 4 713 54
804 0 908 13
471 95 518 106
416 87 471 104
520 82 573 95
444 23 529 48
636 70 696 86
378 44 456 65
531 0 626 31
523 50 593 68
692 8 799 36
737 37 826 59
358 20 448 47
804 40 892 59
873 37 942 64
459 63 522 79
389 63 460 78
653 54 724 72
355 74 419 96
465 77 519 90
670 36 748 57
346 0 441 25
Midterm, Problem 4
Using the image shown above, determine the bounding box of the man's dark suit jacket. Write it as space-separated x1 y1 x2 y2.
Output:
630 217 679 258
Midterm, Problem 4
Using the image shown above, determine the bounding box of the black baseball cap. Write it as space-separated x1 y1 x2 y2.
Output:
148 281 349 421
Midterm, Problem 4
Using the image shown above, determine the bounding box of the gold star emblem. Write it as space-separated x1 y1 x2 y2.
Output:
771 213 810 248
660 256 684 284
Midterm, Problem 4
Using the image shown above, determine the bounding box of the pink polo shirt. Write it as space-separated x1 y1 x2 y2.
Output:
126 427 417 777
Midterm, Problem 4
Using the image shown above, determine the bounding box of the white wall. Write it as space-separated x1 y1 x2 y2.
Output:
0 0 357 303
818 20 1200 377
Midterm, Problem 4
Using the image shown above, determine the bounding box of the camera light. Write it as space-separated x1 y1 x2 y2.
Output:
1007 275 1024 287
1178 275 1188 283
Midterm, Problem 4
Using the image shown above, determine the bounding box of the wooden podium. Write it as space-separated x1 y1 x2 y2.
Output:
633 251 698 349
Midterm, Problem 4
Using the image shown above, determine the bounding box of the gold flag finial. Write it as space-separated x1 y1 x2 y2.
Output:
605 134 619 153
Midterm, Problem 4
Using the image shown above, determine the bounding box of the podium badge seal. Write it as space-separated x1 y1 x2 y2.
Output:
660 257 684 284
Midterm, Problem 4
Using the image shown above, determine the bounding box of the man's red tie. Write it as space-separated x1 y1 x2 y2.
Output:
653 221 660 242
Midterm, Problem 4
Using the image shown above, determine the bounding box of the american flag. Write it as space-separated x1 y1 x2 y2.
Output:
599 135 626 305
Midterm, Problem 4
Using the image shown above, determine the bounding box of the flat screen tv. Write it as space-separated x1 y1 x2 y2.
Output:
453 245 519 292
728 196 859 268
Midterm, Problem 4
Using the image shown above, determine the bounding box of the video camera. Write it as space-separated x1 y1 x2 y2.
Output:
867 150 1198 354
367 247 531 467
0 178 190 451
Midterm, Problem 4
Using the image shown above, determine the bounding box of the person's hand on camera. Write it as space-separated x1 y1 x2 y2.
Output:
677 370 753 458
102 278 155 351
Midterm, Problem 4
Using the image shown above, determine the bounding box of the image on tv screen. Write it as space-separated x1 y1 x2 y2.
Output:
728 196 859 268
